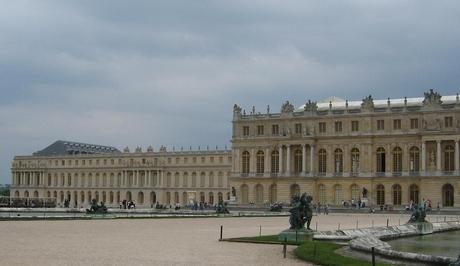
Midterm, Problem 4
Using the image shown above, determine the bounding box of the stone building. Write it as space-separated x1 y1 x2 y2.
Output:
230 90 460 207
10 140 232 208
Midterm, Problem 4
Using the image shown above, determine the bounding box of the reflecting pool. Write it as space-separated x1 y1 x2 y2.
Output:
388 230 460 258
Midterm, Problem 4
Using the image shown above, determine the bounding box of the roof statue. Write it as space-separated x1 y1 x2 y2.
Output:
135 146 142 153
123 146 130 153
304 100 318 112
423 89 442 106
281 101 294 113
159 145 167 152
233 104 242 118
361 95 374 111
147 146 154 152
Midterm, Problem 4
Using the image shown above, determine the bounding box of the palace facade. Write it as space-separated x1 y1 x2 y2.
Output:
230 90 460 207
10 141 232 207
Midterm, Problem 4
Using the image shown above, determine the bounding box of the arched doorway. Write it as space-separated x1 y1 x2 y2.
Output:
254 184 263 204
218 192 223 202
376 184 385 205
33 191 39 198
269 184 277 203
24 191 29 198
166 192 171 204
240 184 248 204
209 192 214 205
442 184 454 207
150 192 156 204
333 184 343 205
138 192 144 204
392 184 401 205
126 191 132 201
409 184 419 204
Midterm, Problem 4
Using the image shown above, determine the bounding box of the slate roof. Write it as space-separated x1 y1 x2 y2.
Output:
33 140 121 156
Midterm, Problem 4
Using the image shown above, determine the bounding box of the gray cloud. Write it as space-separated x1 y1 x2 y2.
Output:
1 1 460 183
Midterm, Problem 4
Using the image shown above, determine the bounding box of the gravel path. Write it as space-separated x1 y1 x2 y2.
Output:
0 213 413 265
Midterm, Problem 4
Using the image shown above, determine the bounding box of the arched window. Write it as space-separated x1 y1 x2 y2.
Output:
182 192 188 206
191 172 197 187
392 184 402 205
255 184 263 204
166 173 172 187
174 172 180 187
271 150 279 173
334 184 343 205
393 147 402 173
217 172 223 187
334 149 343 173
200 172 205 187
376 184 385 205
137 192 144 204
351 148 360 174
166 192 171 204
209 172 214 187
269 184 277 203
150 192 156 204
442 184 454 207
24 190 29 198
318 149 327 174
183 172 189 188
294 149 303 173
174 192 179 204
318 184 326 204
409 147 420 172
242 151 250 174
256 151 264 174
199 192 205 203
444 145 455 172
290 184 300 198
240 184 249 204
33 191 39 198
351 184 360 201
409 184 419 204
377 148 386 173
218 192 223 202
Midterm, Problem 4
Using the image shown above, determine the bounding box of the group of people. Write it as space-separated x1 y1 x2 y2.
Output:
314 202 329 215
119 199 136 209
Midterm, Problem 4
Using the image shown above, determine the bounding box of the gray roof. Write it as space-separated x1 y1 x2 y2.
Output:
33 140 121 156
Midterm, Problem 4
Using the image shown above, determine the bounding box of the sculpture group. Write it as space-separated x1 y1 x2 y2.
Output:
289 193 313 230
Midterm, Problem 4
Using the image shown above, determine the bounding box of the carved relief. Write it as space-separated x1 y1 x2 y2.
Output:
423 118 441 131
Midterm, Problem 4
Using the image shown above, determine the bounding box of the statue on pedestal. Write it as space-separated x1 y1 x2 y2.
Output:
289 193 313 230
408 204 427 223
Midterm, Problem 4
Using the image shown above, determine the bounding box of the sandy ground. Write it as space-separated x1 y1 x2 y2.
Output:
0 213 418 266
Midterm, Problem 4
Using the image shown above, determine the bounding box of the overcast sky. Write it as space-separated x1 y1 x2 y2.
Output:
1 1 460 184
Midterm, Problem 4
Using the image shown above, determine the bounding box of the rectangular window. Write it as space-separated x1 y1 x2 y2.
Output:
243 126 250 136
377 120 385 130
175 158 180 164
184 158 188 163
295 123 302 134
210 157 214 163
319 122 326 133
193 157 197 163
410 118 419 129
351 121 359 132
75 160 79 166
445 116 453 128
334 121 342 133
272 124 279 135
257 125 264 135
201 157 205 163
61 160 65 166
393 119 401 130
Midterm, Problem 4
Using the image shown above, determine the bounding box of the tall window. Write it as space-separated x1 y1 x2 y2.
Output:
334 121 342 133
242 126 250 136
272 124 279 135
334 149 343 173
256 151 264 174
410 118 419 129
409 147 420 172
318 184 326 204
334 184 343 205
200 172 205 187
318 149 327 173
294 149 302 173
351 184 360 201
242 151 250 174
392 184 402 205
409 184 419 204
351 121 359 132
445 116 453 128
376 184 385 205
442 184 454 207
377 120 385 130
393 119 401 130
444 145 455 171
319 122 326 133
295 123 302 134
377 147 386 172
257 125 264 135
271 150 279 173
393 147 402 173
351 148 360 174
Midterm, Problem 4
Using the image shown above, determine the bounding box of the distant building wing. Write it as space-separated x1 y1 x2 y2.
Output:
33 140 121 156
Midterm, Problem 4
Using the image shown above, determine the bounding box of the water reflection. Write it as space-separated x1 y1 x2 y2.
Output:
388 230 460 258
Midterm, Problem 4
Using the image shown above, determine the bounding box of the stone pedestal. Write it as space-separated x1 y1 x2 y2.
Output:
278 228 315 242
415 222 433 235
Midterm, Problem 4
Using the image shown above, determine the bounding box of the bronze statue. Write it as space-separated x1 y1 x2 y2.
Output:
289 193 313 230
408 204 427 223
86 199 108 214
216 200 230 214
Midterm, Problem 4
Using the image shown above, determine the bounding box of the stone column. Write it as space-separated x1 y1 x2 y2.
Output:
437 140 442 171
302 144 307 174
278 146 283 174
250 148 255 174
455 140 459 171
286 145 291 175
421 142 426 171
310 145 315 173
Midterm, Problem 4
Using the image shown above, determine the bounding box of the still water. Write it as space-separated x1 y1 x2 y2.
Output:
388 230 460 258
